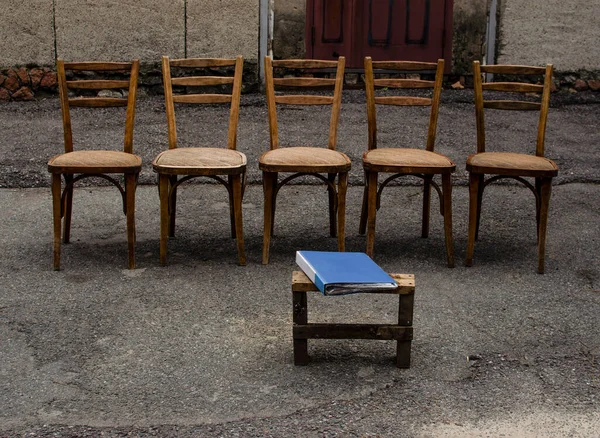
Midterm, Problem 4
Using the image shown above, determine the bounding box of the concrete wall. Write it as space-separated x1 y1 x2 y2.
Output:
273 0 306 59
0 0 259 67
55 0 185 61
2 1 55 65
498 0 600 71
2 0 599 75
451 0 488 74
188 0 259 59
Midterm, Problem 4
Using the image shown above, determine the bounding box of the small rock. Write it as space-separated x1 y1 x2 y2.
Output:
29 68 44 89
4 69 20 91
0 73 5 87
40 71 57 88
98 89 122 98
17 67 30 86
345 73 358 85
451 80 464 89
588 80 600 91
0 88 10 101
561 75 577 85
574 79 588 91
406 73 420 80
12 86 34 101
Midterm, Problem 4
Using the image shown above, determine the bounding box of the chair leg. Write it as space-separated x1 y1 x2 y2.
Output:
366 171 378 257
62 174 73 244
359 169 369 235
466 172 480 267
535 177 542 244
421 175 432 238
231 174 246 266
441 173 454 268
270 172 278 237
228 175 236 239
337 172 348 252
52 173 62 271
262 171 276 265
125 173 137 270
537 178 552 274
475 174 484 241
168 175 177 238
158 174 169 266
328 172 337 237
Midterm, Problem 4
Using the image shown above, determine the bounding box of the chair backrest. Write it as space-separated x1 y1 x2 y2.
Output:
264 56 345 150
162 56 244 150
56 59 140 154
364 57 444 152
473 61 553 156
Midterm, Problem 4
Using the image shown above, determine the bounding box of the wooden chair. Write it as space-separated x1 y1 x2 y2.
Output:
359 58 455 267
466 61 557 273
260 56 351 264
152 56 246 265
48 59 141 270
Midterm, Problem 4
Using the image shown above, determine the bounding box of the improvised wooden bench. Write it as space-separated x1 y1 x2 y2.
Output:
291 271 415 368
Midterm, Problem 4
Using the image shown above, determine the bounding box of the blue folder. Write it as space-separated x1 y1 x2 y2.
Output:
296 251 398 296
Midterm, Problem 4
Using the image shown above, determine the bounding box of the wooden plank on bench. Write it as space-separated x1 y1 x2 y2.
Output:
291 271 414 294
293 324 413 340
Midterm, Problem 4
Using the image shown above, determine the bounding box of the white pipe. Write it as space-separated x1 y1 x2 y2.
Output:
259 0 269 83
485 0 498 81
268 0 274 58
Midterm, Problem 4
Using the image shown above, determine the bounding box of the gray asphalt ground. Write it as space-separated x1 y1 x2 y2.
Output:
1 91 599 436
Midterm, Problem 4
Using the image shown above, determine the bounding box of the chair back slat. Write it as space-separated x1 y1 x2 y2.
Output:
170 76 234 87
483 100 541 111
482 82 544 93
63 61 132 71
68 97 128 107
371 60 438 71
272 77 337 87
171 94 233 104
57 59 140 154
162 56 244 150
480 64 546 75
473 61 553 156
264 56 345 150
274 95 334 105
374 96 432 106
373 78 435 89
169 58 237 68
365 57 444 151
66 80 130 90
272 59 338 69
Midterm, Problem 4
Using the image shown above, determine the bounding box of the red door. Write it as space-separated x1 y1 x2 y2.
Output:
306 0 453 70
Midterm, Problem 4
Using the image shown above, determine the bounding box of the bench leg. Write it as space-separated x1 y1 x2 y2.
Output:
396 341 411 368
396 292 414 368
293 291 309 365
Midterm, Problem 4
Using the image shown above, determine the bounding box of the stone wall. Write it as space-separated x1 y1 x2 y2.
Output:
3 0 600 101
0 0 259 101
0 68 57 101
